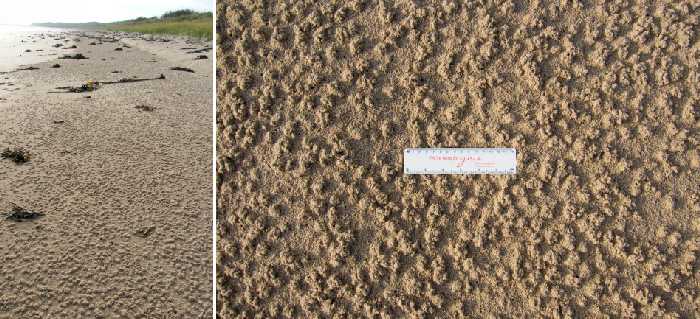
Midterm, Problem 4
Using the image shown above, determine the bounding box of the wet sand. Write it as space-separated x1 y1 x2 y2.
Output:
216 1 699 318
0 31 212 318
0 26 74 74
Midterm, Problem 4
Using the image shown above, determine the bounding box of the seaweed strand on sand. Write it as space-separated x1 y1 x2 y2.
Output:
5 203 44 222
58 53 88 60
50 74 166 93
170 67 195 73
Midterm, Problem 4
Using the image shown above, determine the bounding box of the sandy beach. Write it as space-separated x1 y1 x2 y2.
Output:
216 1 699 318
0 30 212 318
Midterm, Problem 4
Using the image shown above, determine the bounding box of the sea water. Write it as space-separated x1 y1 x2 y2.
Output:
0 25 68 73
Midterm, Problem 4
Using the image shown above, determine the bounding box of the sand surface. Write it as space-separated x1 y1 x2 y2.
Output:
0 31 212 318
216 1 699 317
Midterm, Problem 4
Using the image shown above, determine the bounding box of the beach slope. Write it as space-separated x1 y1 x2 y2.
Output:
0 31 212 318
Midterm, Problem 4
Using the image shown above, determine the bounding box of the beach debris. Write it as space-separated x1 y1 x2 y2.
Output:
195 55 208 60
113 73 166 83
115 47 123 51
53 120 65 124
1 147 31 164
17 67 39 71
5 204 44 222
51 64 61 68
53 44 63 48
135 226 156 238
111 71 122 73
65 45 77 49
76 81 99 92
117 78 138 83
51 74 166 93
123 44 131 49
170 67 195 73
58 53 88 60
187 47 212 54
24 49 32 53
135 104 156 112
84 96 92 99
89 42 97 45
55 81 100 93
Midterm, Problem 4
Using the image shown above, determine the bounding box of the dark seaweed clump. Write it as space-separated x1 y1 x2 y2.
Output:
58 53 88 60
1 147 30 164
135 104 156 112
5 204 44 222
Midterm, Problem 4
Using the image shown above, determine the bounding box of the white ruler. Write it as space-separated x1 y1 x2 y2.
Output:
404 148 516 175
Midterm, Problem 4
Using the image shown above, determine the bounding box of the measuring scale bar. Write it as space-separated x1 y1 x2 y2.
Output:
404 148 517 175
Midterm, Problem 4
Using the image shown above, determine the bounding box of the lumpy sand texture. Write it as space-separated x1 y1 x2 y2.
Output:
1 32 212 318
216 1 699 317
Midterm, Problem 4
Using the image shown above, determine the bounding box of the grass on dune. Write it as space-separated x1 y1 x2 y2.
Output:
35 10 213 40
108 17 212 40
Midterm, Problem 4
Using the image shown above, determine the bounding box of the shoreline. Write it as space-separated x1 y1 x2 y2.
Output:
0 26 80 74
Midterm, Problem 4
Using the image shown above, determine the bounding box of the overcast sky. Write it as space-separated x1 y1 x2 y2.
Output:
0 0 213 25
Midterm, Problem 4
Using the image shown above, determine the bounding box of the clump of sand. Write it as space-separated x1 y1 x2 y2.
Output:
217 1 700 317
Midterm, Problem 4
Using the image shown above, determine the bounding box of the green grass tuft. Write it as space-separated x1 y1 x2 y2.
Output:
108 17 212 40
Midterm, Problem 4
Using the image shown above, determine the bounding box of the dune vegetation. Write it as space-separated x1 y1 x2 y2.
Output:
108 10 212 40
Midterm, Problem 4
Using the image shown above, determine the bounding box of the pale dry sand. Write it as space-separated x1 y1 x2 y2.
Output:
0 31 212 318
216 1 699 318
